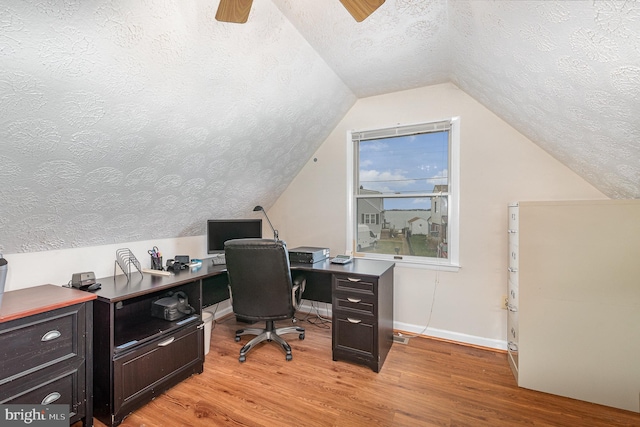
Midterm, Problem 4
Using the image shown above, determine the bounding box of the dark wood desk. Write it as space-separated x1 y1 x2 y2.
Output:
91 257 394 426
300 259 395 372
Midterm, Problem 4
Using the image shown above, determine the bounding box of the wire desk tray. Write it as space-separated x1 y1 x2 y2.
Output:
114 248 143 282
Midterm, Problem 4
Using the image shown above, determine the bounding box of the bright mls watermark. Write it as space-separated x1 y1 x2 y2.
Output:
0 405 67 427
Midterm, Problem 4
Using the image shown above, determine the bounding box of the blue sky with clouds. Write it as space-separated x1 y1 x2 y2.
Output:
358 131 449 210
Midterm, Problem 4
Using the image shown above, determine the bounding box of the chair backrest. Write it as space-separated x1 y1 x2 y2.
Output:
224 238 294 321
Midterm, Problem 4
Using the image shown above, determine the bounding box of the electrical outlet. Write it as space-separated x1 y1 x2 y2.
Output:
502 295 508 309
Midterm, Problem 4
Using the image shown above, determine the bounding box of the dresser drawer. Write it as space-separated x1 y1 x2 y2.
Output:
334 276 376 296
507 309 518 344
508 242 519 272
507 280 518 310
0 307 81 383
2 367 80 412
508 204 519 231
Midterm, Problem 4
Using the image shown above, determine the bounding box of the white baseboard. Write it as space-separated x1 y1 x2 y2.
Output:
393 320 507 351
299 300 332 318
205 299 331 322
204 303 233 319
206 302 507 351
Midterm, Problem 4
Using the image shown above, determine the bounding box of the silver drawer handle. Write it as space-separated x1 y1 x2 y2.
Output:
347 297 361 303
507 267 518 273
347 277 361 282
346 318 361 324
41 330 61 342
42 392 61 405
157 337 175 347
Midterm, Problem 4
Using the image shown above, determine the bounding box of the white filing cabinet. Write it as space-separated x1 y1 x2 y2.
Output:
507 200 640 413
506 203 519 378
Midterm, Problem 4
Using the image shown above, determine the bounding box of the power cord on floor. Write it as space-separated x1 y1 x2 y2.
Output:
299 301 331 329
205 303 220 331
395 263 440 340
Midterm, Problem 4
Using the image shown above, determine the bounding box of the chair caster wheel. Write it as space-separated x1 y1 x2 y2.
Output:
235 336 241 342
286 354 292 361
239 356 246 363
299 333 305 340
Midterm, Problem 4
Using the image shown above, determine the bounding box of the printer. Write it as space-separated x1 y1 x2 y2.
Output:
288 246 330 264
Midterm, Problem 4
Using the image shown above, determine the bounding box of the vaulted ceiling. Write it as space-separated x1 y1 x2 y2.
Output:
1 0 638 254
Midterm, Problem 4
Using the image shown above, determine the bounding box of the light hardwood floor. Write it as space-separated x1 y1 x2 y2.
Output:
96 313 639 427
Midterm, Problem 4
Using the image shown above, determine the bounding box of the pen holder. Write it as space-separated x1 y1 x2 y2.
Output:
151 256 163 271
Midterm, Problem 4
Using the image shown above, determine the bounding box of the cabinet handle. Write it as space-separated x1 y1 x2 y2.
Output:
41 330 61 342
507 229 517 233
347 277 361 282
41 392 61 405
347 297 361 303
507 267 518 273
346 317 361 324
157 337 175 347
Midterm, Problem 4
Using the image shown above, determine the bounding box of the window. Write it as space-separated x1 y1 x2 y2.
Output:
362 213 379 225
347 118 460 269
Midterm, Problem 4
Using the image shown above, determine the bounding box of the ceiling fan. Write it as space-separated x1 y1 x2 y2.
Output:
215 0 385 24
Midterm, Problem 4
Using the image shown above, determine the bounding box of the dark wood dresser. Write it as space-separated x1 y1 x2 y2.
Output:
0 284 96 426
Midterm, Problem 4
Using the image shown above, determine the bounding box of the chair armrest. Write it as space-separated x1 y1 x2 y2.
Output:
292 275 306 309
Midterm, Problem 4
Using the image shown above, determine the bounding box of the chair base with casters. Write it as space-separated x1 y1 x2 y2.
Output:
224 238 307 363
235 320 305 362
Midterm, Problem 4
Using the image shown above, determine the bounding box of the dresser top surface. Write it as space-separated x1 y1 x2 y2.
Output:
0 284 96 323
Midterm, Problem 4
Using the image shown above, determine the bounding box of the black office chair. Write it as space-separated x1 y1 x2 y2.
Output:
224 238 306 362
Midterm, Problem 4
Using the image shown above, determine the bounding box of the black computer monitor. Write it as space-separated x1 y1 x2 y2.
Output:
206 219 262 254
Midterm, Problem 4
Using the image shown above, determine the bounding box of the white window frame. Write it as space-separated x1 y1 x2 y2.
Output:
346 117 460 271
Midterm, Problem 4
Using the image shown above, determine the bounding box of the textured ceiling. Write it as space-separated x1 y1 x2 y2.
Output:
1 0 638 254
275 0 640 197
0 0 355 253
272 0 452 97
447 1 640 199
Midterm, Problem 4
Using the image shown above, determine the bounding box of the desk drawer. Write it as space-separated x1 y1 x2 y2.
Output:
0 307 81 383
334 276 376 296
333 312 376 359
113 323 202 413
333 294 375 317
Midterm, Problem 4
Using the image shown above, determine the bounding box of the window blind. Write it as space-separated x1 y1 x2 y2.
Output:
351 120 451 142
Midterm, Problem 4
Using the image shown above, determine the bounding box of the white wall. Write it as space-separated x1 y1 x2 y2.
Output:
2 82 607 349
269 83 607 349
2 236 207 291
